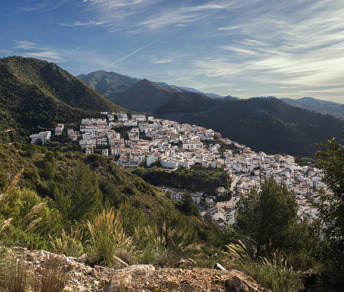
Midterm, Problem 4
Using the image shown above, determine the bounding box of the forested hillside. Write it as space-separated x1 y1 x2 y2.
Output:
155 96 344 157
281 97 344 120
0 57 126 143
0 142 222 260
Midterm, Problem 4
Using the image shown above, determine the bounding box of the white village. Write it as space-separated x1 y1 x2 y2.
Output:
30 112 329 228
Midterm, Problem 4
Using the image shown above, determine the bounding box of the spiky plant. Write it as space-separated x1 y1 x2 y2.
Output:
87 208 133 267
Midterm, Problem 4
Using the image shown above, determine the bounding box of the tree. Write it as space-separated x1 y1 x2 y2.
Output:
315 137 344 272
235 177 298 258
68 162 103 222
178 193 199 216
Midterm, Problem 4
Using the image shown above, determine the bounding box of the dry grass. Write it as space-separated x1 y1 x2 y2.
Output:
34 254 67 292
0 249 30 292
225 241 303 292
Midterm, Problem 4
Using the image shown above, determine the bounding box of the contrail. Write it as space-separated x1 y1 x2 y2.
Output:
105 44 150 68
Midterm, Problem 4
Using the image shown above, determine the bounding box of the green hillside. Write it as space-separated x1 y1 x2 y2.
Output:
0 56 126 142
113 79 174 113
281 97 344 120
78 70 139 102
155 96 344 157
0 142 220 253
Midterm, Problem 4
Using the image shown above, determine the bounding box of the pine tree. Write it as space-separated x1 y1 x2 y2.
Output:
235 177 298 257
68 162 102 221
316 137 344 272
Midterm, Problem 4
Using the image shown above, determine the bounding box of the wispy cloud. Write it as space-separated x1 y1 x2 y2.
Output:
14 41 65 62
81 0 246 31
151 58 173 64
21 0 71 12
59 20 104 27
15 41 37 50
21 51 65 62
188 0 344 94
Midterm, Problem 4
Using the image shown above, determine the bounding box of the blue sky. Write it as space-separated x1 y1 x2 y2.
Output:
1 0 344 102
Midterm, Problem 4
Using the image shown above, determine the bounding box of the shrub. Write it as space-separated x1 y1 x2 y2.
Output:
225 241 303 292
87 209 133 267
49 227 84 257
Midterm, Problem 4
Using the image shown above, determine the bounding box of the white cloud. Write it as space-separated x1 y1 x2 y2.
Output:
15 41 37 50
151 58 173 64
59 20 104 27
188 0 344 93
14 41 65 63
21 51 65 63
221 46 261 56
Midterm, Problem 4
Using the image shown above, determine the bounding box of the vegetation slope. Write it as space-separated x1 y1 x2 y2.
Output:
155 96 344 157
281 97 344 120
78 71 182 106
0 56 126 143
0 142 221 256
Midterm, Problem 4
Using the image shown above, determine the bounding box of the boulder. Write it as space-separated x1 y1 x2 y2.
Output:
225 276 251 292
214 263 226 270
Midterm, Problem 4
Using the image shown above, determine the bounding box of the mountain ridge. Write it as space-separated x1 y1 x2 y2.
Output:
281 96 344 120
77 70 344 157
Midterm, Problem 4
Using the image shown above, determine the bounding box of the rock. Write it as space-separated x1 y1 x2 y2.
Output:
103 279 121 292
225 276 251 292
300 270 321 289
175 258 197 268
214 263 226 270
76 254 88 264
103 278 132 292
123 264 155 276
91 268 99 278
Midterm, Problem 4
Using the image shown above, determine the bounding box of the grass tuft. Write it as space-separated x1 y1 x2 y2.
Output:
87 208 133 267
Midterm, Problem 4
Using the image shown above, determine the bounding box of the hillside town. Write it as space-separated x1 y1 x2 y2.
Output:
30 112 328 227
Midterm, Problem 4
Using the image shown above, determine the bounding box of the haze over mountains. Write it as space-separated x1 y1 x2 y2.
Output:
79 70 344 157
281 97 344 120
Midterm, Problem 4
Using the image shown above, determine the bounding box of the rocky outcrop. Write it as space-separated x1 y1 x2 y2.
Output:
6 247 266 291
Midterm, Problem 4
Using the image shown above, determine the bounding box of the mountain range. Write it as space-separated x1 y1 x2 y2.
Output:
79 70 344 157
281 97 344 120
1 57 343 157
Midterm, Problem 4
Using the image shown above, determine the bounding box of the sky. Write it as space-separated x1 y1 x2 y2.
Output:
1 0 344 102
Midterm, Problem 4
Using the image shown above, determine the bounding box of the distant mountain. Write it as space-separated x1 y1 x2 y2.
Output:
155 96 344 157
77 70 225 102
156 91 218 114
78 70 140 102
281 97 344 120
0 56 125 142
110 79 174 113
76 70 344 157
179 87 224 99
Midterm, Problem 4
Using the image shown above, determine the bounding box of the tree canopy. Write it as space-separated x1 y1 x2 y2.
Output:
316 136 344 272
235 177 298 258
